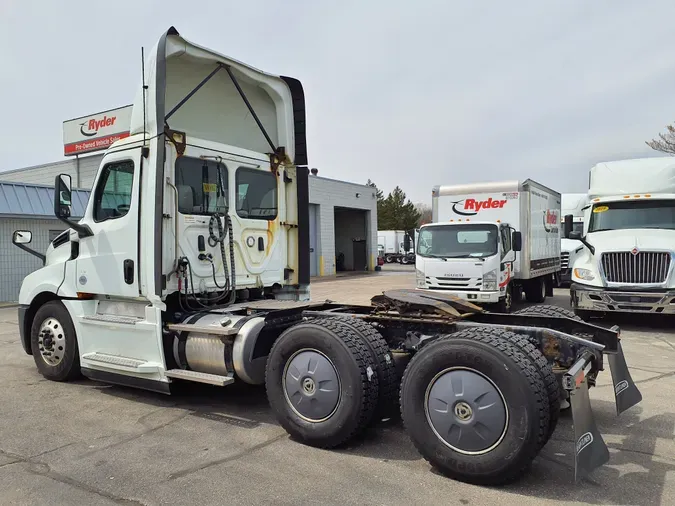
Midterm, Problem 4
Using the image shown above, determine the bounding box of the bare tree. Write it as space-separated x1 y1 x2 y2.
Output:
646 123 675 155
414 203 432 226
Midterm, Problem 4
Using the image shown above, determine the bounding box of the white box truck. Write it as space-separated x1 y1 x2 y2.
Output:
565 157 675 317
417 180 561 311
559 193 589 286
377 230 415 263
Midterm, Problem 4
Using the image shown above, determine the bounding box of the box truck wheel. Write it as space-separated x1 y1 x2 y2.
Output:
265 318 379 448
400 329 549 485
524 278 546 303
494 284 513 313
30 301 81 382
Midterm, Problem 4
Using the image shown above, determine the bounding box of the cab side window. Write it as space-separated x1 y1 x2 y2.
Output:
93 161 135 222
499 226 511 259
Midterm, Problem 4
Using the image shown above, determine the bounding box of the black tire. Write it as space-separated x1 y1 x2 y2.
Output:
513 304 581 321
400 329 549 485
574 309 594 320
525 277 546 303
494 284 513 313
477 328 560 443
325 317 400 421
30 300 81 382
265 318 379 448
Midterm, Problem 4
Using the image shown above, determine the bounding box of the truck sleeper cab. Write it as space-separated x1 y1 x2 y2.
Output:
11 27 644 488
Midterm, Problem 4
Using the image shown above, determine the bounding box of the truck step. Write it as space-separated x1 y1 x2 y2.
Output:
164 369 235 386
82 314 143 325
81 352 160 372
166 323 239 337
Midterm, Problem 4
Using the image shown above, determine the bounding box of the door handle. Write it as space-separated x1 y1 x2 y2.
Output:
124 259 134 285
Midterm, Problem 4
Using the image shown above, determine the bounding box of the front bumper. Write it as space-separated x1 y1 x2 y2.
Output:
420 287 501 304
570 282 675 314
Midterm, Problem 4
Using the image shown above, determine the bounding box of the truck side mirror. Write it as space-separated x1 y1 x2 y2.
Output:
12 230 32 245
512 231 522 252
54 174 72 219
403 234 411 252
563 214 574 239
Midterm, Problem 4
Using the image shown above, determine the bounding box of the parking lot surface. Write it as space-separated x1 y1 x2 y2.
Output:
1 266 673 505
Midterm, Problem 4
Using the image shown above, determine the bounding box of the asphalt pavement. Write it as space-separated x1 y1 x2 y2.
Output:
0 266 673 505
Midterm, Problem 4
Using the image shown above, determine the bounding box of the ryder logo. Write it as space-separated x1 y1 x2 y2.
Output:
79 115 117 137
451 197 507 216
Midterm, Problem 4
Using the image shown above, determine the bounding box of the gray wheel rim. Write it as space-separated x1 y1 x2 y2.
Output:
37 317 66 367
283 349 341 422
425 367 508 455
504 286 512 311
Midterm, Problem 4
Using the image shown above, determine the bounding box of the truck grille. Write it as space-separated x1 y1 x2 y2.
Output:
601 251 671 284
561 252 570 269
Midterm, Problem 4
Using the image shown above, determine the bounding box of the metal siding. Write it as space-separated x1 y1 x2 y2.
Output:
0 219 66 302
309 204 319 276
0 182 89 218
0 154 103 189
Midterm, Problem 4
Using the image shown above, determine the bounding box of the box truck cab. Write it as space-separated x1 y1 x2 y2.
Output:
559 193 589 285
417 180 561 312
565 157 675 316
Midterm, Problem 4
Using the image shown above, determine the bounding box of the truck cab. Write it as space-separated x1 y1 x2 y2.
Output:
559 193 588 286
565 157 675 317
415 220 520 311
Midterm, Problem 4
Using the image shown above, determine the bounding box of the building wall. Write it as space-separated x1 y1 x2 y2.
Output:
0 154 103 189
0 219 67 302
309 175 378 276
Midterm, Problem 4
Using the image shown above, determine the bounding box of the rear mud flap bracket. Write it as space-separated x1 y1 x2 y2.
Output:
563 353 610 482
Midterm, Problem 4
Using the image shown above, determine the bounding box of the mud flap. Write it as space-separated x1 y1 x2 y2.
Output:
564 353 610 481
607 340 643 415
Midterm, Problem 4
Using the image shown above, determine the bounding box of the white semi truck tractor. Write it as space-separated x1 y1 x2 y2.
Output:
559 193 589 286
417 180 562 312
12 27 642 486
565 157 675 317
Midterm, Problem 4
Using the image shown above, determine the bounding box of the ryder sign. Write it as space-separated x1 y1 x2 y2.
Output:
63 105 132 156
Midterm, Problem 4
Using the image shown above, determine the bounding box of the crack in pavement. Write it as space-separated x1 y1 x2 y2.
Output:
167 432 287 480
651 335 675 353
81 411 191 457
0 448 147 505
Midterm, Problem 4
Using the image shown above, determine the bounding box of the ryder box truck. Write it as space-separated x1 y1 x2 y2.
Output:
417 180 561 312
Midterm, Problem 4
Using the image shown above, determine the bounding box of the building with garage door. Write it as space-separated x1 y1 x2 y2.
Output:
0 108 378 300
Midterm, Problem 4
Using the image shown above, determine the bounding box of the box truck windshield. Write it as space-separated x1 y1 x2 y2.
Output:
588 200 675 232
417 224 498 259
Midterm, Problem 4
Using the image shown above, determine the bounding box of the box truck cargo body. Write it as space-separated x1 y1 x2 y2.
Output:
565 157 675 316
418 180 561 311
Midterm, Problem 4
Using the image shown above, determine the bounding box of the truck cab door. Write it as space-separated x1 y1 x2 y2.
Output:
74 148 142 298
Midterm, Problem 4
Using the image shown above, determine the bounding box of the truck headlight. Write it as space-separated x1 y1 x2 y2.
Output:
483 269 497 291
573 268 595 281
416 269 426 288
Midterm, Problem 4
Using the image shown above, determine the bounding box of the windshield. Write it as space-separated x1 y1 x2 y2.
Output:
588 200 675 232
417 224 498 258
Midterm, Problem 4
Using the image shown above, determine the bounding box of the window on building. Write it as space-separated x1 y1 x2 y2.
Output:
175 157 228 215
236 168 277 220
93 160 135 222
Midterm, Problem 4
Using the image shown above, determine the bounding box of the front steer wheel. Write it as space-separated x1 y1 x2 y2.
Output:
30 301 81 382
265 318 379 448
400 330 549 486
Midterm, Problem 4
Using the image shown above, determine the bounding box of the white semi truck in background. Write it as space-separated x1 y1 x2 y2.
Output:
377 229 416 264
565 157 675 317
559 193 589 286
10 27 642 486
417 180 561 312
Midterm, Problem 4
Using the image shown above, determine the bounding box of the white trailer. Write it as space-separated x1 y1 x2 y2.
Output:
565 157 675 317
559 193 589 285
419 180 561 311
11 27 642 487
377 230 405 262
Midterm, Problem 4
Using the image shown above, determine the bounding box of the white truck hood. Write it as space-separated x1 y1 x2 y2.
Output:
586 229 675 254
561 238 582 254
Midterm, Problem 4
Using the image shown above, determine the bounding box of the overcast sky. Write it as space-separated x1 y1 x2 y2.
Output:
1 0 674 204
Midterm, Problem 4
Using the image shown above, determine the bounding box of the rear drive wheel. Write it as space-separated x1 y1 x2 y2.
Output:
30 301 81 382
400 330 549 485
265 318 379 448
326 317 400 421
525 277 546 303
